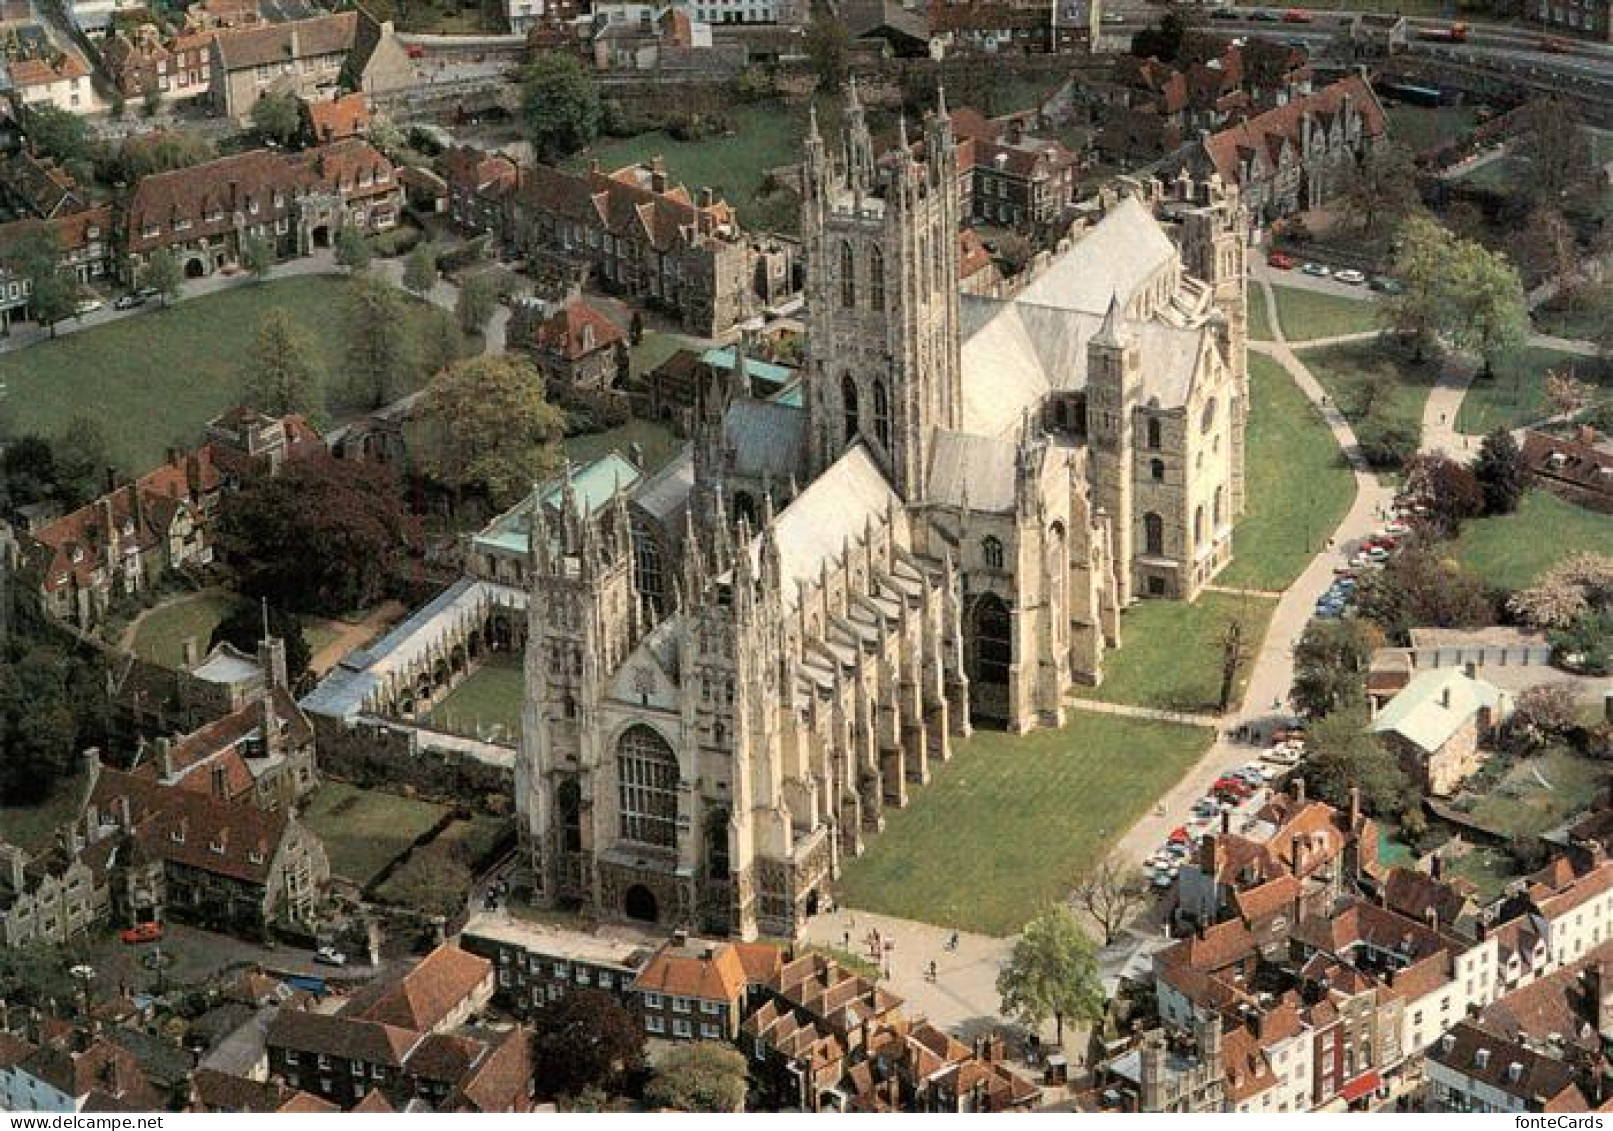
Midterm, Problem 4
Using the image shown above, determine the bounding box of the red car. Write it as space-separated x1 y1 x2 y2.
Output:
1281 8 1313 21
121 921 163 945
1267 252 1295 270
1538 36 1570 52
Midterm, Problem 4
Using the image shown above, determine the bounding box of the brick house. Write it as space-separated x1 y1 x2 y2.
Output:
7 54 102 114
0 206 113 334
101 26 216 102
1370 668 1510 797
1182 74 1387 222
519 297 626 392
302 92 371 145
87 760 330 934
947 108 1079 229
124 140 399 280
208 11 356 120
442 146 519 235
631 933 781 1041
338 944 495 1035
459 912 654 1015
26 448 223 629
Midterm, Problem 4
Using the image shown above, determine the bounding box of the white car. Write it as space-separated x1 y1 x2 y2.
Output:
1301 262 1331 278
74 297 104 316
1335 269 1367 285
315 945 348 967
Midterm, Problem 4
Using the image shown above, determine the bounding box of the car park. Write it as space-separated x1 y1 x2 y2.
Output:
1334 269 1366 285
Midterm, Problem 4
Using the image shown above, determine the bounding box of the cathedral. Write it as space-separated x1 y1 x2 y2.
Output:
514 84 1249 940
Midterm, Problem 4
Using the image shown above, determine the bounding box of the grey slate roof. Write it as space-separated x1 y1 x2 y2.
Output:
925 429 1019 513
1016 195 1179 316
631 447 696 525
724 400 808 481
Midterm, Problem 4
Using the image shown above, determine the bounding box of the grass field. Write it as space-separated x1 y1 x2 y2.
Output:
1453 346 1600 435
1 277 457 472
1071 591 1277 714
301 782 450 888
422 655 524 743
836 715 1214 935
0 774 85 853
1301 339 1438 470
1447 845 1517 905
1386 104 1481 156
129 590 244 668
1462 748 1606 839
1453 490 1613 592
1249 290 1275 342
573 104 806 232
563 418 683 475
1220 355 1356 592
1270 285 1379 342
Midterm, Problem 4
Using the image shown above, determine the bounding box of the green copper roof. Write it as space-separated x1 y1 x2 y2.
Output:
472 452 642 557
701 347 795 389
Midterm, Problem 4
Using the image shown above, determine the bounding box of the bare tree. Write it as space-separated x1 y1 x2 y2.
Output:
1072 860 1150 946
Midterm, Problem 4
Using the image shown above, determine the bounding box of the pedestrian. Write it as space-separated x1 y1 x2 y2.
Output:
928 959 938 982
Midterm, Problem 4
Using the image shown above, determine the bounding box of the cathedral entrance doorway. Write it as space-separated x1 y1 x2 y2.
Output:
624 884 659 923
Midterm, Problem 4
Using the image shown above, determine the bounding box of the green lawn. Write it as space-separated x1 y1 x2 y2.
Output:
1447 845 1518 905
1454 346 1600 435
1386 104 1481 156
630 330 699 378
301 782 450 887
1453 490 1613 591
1270 285 1379 342
1220 355 1356 592
573 103 806 232
434 815 516 870
837 715 1214 935
1249 289 1275 342
1 276 458 472
1300 339 1438 472
422 654 524 743
1533 297 1606 343
563 418 683 476
1071 591 1277 714
0 773 84 853
129 590 244 669
1462 748 1607 838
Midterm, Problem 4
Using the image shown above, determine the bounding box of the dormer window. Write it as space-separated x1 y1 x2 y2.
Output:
72 548 84 563
210 838 225 855
170 828 185 844
248 849 264 864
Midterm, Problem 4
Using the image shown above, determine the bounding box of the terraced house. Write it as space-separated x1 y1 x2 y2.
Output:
123 139 399 279
208 10 356 119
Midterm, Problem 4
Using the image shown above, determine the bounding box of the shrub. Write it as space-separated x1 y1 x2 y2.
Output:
369 225 423 258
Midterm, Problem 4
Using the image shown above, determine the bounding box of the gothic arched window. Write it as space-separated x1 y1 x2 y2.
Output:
557 778 582 853
707 808 731 880
840 241 856 308
970 592 1012 687
617 725 679 849
1151 458 1165 482
1146 417 1162 450
1214 486 1225 528
869 245 885 311
1194 505 1206 548
872 379 890 450
982 535 1004 571
1201 397 1218 434
842 374 860 446
1144 512 1164 556
632 523 664 616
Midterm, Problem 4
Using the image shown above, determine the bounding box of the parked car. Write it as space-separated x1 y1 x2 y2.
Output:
1335 269 1367 285
1301 262 1330 277
1210 6 1238 16
1538 35 1570 52
1249 9 1278 19
1369 276 1404 295
1281 8 1313 20
74 297 104 316
315 946 348 967
121 921 163 945
113 292 147 310
1267 251 1296 270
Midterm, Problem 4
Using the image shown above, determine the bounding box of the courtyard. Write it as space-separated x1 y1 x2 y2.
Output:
1069 591 1277 715
300 781 452 889
421 653 525 743
0 276 459 471
1454 489 1613 591
836 714 1213 936
1220 355 1356 592
126 589 242 669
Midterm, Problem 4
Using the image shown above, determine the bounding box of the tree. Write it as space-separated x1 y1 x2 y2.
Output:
454 272 498 337
98 130 216 186
1501 683 1580 753
1510 206 1576 287
1544 368 1595 418
629 310 644 346
250 92 302 147
1303 707 1412 818
644 1043 748 1112
1291 618 1382 719
418 307 466 380
421 355 563 509
1509 553 1613 629
1473 428 1525 516
1341 143 1418 238
141 82 162 119
240 233 275 282
0 435 63 512
1381 214 1450 360
1402 453 1484 535
995 903 1104 1046
215 455 420 617
1072 860 1150 947
52 415 115 510
529 988 645 1100
246 310 324 418
0 643 111 807
1512 98 1595 203
208 602 313 687
520 52 600 163
1217 614 1249 712
335 223 372 274
20 254 79 339
402 242 437 297
1446 239 1529 378
1131 7 1196 61
22 105 91 167
143 249 183 307
804 10 850 93
1355 544 1494 640
344 277 414 408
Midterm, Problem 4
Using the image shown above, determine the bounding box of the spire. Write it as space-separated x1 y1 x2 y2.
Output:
1094 291 1126 348
807 99 821 143
935 82 947 122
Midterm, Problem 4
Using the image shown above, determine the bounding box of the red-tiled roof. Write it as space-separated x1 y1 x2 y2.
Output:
306 93 371 143
533 299 625 361
1201 75 1385 188
344 944 491 1033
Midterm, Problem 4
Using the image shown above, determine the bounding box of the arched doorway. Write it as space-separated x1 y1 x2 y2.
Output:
624 884 659 923
184 256 206 279
968 592 1012 721
312 225 332 249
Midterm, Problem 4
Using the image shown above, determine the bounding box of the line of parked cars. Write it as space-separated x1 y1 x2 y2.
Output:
1315 514 1413 621
1265 252 1403 294
1145 761 1286 890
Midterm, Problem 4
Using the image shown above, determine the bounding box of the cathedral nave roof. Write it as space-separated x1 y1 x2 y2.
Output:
1015 195 1179 316
926 429 1020 512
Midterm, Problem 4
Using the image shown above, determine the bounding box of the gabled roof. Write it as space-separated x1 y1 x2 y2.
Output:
1370 668 1506 754
631 938 778 1002
1200 75 1385 187
305 92 371 143
342 944 491 1032
532 298 625 361
211 11 356 70
265 1009 419 1067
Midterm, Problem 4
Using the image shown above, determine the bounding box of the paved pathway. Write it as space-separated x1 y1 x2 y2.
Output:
1063 698 1218 728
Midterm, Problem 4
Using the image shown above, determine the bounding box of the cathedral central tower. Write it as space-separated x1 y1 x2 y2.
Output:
801 82 963 502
